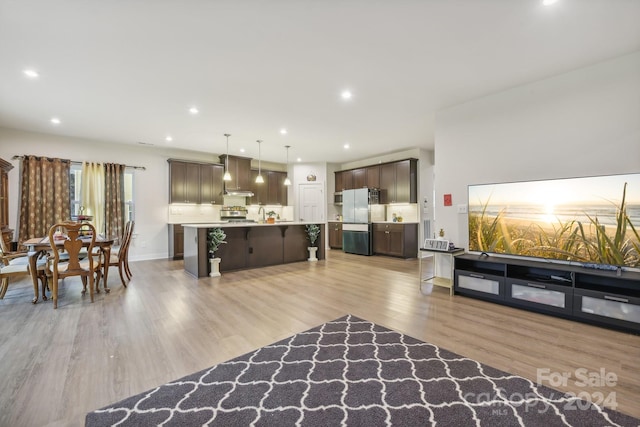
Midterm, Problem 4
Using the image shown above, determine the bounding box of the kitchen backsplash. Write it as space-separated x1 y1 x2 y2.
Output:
168 204 294 224
168 204 221 224
167 202 416 224
385 204 418 222
246 205 294 222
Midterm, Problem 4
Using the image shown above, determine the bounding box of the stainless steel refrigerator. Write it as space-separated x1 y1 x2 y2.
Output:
342 188 374 255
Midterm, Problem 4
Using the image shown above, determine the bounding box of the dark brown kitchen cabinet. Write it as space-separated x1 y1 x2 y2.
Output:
249 170 288 205
352 168 366 189
342 170 354 190
335 158 415 197
366 165 380 189
268 171 287 205
169 224 184 260
169 161 200 203
219 155 251 191
249 170 268 205
335 169 355 191
200 163 224 205
379 159 417 204
372 223 418 258
335 170 344 193
328 221 343 249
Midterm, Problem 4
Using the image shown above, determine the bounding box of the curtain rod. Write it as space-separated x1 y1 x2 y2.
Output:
12 155 146 170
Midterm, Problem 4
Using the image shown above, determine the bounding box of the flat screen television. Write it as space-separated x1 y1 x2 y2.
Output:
467 173 640 269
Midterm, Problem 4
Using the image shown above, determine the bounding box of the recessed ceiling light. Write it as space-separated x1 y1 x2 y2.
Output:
341 90 353 100
189 106 199 114
280 128 288 135
50 117 61 125
297 157 302 162
343 143 350 149
542 0 558 5
165 135 173 142
240 148 246 153
24 69 39 79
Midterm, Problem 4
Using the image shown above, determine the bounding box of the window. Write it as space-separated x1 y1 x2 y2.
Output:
69 165 135 221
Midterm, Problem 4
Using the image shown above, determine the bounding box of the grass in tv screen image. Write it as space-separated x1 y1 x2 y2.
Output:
468 173 640 268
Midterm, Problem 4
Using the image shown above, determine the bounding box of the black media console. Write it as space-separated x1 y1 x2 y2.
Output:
454 253 640 334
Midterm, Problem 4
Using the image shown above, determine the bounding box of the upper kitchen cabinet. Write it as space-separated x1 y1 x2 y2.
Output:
169 160 200 203
249 170 288 205
379 159 417 204
335 166 380 192
268 171 288 205
335 171 344 193
335 169 355 191
219 155 251 192
352 168 366 189
249 170 267 205
366 165 380 189
200 163 224 205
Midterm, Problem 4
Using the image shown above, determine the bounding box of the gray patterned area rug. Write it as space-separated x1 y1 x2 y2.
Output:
87 314 638 426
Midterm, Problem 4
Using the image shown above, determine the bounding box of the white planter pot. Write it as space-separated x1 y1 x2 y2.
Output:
209 257 221 277
307 246 318 262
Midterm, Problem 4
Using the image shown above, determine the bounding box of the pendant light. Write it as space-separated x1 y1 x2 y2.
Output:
255 140 264 183
223 133 232 181
283 145 292 186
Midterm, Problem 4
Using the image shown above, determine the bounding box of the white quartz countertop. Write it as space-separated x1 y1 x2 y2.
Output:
182 221 320 228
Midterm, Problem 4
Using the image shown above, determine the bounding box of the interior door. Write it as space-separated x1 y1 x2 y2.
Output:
298 183 324 222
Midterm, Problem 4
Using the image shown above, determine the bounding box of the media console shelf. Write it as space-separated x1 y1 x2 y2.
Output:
454 254 640 334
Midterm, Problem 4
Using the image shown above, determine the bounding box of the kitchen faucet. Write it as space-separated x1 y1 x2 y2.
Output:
258 206 265 222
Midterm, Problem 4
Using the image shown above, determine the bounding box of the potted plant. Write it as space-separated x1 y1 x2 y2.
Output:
207 227 227 277
305 224 321 261
266 210 277 224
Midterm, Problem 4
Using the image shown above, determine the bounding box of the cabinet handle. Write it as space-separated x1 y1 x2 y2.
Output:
525 283 546 289
469 273 484 279
604 295 629 303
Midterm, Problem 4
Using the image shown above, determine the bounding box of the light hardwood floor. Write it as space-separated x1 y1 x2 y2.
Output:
0 250 638 426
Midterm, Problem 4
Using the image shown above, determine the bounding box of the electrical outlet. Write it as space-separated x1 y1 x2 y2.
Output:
457 204 467 214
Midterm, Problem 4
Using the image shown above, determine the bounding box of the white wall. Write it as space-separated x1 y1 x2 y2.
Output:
0 127 228 260
434 51 640 248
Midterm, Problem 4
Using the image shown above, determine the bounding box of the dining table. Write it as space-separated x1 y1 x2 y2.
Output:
23 235 115 303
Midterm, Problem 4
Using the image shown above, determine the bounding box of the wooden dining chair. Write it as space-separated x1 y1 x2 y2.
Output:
46 222 103 309
101 220 135 288
0 239 48 300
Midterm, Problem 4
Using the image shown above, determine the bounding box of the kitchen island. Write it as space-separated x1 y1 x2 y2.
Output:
182 222 325 277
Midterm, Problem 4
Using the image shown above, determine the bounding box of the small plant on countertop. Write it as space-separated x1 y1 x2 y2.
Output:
266 210 277 218
207 227 227 258
305 224 321 247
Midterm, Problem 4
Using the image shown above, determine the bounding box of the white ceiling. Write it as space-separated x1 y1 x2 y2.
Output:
1 0 639 164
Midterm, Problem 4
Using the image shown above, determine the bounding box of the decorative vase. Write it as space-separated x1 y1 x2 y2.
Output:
307 246 318 262
209 257 221 277
267 217 275 224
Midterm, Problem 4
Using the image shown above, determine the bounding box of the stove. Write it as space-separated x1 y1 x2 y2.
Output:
221 206 248 221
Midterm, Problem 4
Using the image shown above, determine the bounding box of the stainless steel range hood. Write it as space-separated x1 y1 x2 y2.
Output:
224 190 254 197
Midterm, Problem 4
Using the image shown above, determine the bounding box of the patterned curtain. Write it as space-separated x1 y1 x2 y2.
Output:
18 156 71 245
81 162 105 235
104 163 126 243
